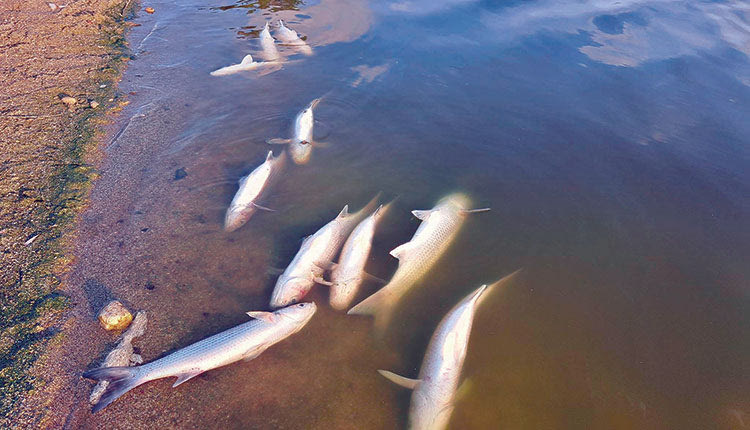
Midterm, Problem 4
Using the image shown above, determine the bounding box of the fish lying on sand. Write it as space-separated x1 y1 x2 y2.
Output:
377 274 513 430
224 150 286 232
348 193 489 331
269 195 380 308
275 20 313 56
210 54 277 76
267 98 324 165
89 311 148 405
83 302 317 412
259 21 281 61
329 200 395 310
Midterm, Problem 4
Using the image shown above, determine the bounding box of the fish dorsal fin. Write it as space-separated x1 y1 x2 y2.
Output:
337 205 349 219
246 311 277 323
455 378 473 402
265 150 274 162
172 369 203 387
241 54 254 65
377 370 421 390
389 242 413 260
412 209 433 221
238 174 249 186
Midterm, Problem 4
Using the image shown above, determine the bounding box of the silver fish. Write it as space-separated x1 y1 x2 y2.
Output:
276 20 313 56
210 54 277 76
329 200 394 310
224 150 285 232
268 98 322 165
377 284 487 430
83 302 316 413
259 21 281 61
348 193 489 331
270 195 380 308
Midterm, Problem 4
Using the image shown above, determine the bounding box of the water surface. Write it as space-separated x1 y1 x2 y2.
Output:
61 0 749 428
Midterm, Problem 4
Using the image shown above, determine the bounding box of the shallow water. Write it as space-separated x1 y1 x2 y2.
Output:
62 0 748 428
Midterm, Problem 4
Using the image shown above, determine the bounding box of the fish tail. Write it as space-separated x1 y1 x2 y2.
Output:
83 366 145 413
347 287 396 333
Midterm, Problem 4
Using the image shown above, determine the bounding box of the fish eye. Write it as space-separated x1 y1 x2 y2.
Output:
297 303 305 308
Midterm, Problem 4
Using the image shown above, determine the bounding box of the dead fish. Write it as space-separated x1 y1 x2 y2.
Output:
269 194 380 308
348 193 490 332
210 54 277 76
267 98 324 165
83 302 317 413
89 311 148 405
377 283 487 430
259 21 281 61
329 200 395 310
275 20 313 56
224 150 285 232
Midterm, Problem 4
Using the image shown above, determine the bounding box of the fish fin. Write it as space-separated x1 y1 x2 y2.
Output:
265 150 274 162
172 370 202 388
460 207 491 215
389 242 413 260
362 271 387 284
377 370 420 390
267 138 292 145
337 205 350 218
242 346 267 362
374 197 397 220
478 269 523 307
455 378 473 402
240 54 254 65
311 140 330 148
237 174 249 185
266 266 285 276
411 209 433 220
313 276 334 286
246 311 278 323
83 366 144 413
250 202 276 212
347 287 396 332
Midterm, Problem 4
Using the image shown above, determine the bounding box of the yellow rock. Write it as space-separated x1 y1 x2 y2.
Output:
98 301 133 331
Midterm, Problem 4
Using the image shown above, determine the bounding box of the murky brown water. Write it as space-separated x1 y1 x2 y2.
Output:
49 0 749 428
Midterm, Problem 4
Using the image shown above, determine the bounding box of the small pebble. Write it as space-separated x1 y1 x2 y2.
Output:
98 301 133 331
145 7 155 13
90 101 100 109
174 167 187 180
60 96 77 106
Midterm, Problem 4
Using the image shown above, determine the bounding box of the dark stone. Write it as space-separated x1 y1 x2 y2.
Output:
144 282 155 291
174 167 188 180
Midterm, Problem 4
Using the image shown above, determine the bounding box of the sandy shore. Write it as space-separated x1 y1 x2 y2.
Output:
0 0 136 427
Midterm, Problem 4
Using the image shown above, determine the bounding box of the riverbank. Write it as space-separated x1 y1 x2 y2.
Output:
0 0 136 426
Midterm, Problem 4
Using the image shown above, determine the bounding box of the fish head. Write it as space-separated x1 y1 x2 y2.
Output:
277 302 317 324
270 277 313 308
224 205 256 232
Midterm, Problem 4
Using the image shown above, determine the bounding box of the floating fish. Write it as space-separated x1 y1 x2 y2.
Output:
259 21 281 61
377 282 490 430
329 200 395 310
348 193 489 331
267 98 324 165
83 302 317 413
275 20 313 56
224 150 285 232
210 54 277 76
270 194 380 308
